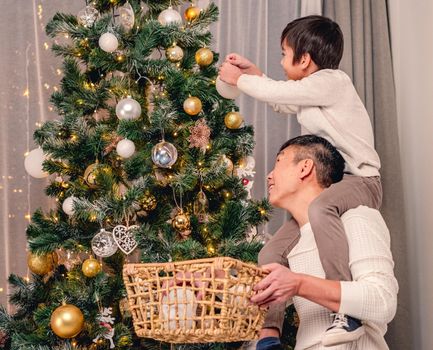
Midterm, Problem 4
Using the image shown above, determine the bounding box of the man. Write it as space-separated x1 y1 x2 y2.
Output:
252 135 398 349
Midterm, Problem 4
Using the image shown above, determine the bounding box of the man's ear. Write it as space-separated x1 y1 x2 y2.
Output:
299 159 314 180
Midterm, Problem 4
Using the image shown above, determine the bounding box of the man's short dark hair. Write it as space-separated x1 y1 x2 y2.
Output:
279 135 345 188
281 15 344 70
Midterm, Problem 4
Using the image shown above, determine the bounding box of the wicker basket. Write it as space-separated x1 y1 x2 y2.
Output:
123 257 268 343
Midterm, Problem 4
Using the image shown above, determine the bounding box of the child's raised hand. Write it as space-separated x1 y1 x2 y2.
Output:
219 62 243 85
225 53 262 76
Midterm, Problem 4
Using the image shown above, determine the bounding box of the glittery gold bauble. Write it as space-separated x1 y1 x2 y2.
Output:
27 252 57 275
183 96 202 115
195 48 213 67
172 211 191 231
81 257 101 277
83 163 98 188
166 44 184 62
184 5 201 21
140 193 157 211
224 111 243 129
50 304 84 339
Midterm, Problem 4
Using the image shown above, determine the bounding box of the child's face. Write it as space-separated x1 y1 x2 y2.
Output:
280 41 306 80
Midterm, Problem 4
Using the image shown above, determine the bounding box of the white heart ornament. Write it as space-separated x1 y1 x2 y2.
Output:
112 225 139 255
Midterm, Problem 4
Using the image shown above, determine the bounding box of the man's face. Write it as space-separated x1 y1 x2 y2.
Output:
267 147 302 207
280 41 306 80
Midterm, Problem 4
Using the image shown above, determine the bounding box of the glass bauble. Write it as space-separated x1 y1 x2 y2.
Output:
152 141 178 168
91 229 118 258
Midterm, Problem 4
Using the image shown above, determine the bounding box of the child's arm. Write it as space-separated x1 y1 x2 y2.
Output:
236 72 341 107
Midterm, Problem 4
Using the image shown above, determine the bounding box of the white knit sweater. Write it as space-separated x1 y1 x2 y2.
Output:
237 70 381 177
287 206 398 350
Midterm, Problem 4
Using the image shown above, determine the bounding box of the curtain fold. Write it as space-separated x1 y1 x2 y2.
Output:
323 1 410 349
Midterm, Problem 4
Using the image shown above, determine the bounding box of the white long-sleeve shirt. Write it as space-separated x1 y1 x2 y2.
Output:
237 70 381 177
287 206 398 350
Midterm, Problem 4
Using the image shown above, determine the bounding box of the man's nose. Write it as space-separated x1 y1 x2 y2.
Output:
267 170 273 180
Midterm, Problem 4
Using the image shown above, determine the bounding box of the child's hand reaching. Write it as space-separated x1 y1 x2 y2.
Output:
225 53 263 76
219 62 243 85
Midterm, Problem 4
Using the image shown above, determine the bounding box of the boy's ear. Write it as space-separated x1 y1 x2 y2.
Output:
300 53 312 69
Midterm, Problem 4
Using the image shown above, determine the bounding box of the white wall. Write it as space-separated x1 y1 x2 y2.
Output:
388 1 433 349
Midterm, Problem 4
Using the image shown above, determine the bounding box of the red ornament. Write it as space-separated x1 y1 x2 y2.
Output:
242 178 249 186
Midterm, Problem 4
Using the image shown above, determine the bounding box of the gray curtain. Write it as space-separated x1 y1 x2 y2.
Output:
323 1 411 349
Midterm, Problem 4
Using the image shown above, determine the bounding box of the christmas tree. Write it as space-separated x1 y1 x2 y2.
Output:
0 1 272 349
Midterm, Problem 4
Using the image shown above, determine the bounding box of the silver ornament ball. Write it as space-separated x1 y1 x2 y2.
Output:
116 97 142 120
91 229 118 258
152 141 178 168
158 7 182 25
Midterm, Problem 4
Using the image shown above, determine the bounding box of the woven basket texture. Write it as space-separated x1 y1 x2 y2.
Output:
123 257 268 343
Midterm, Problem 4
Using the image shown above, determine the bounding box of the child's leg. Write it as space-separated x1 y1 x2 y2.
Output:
258 218 300 334
309 175 382 281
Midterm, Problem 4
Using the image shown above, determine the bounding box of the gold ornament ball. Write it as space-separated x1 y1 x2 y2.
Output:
82 258 101 277
195 48 214 66
184 5 201 21
83 163 98 188
183 96 202 115
166 45 184 62
221 189 233 200
27 252 57 275
219 154 234 175
140 193 157 211
172 211 191 231
224 111 244 129
50 304 84 339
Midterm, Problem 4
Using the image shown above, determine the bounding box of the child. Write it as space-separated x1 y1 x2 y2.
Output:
219 15 382 348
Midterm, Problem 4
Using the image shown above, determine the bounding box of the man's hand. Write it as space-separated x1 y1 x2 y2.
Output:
251 263 301 307
219 62 243 85
225 53 263 76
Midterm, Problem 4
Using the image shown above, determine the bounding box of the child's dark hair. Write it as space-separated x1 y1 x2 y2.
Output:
281 15 344 70
279 135 345 188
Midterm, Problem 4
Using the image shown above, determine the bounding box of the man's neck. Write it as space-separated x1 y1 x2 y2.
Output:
285 186 324 227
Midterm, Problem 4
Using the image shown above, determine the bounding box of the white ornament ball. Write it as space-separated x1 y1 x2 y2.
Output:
158 7 182 25
116 97 142 120
24 148 48 178
162 287 197 330
116 139 135 158
62 196 77 216
99 32 119 53
215 76 241 99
